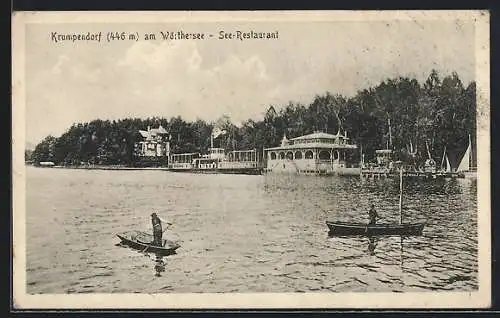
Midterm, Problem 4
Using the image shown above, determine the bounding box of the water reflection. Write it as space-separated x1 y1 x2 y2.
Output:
367 236 378 255
360 177 465 196
153 254 166 277
116 242 170 277
328 233 409 267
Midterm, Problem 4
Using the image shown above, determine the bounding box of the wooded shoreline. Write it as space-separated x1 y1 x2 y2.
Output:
27 70 476 168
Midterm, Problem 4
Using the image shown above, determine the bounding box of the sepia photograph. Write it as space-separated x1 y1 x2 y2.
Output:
12 10 490 309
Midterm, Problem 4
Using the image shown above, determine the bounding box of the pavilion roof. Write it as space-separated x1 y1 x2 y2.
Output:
290 131 348 142
265 143 357 151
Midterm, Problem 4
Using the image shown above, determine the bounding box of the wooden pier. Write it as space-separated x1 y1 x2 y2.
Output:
361 169 464 180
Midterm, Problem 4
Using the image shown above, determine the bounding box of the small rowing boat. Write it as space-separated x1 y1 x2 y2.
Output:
326 221 425 236
327 167 426 237
116 230 181 255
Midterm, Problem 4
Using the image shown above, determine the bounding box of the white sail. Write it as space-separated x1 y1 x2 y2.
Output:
457 141 471 172
440 147 452 172
440 146 446 170
445 154 451 172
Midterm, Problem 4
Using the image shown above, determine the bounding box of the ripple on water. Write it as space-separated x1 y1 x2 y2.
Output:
26 168 478 293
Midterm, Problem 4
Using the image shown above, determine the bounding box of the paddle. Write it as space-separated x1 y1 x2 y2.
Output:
364 211 384 234
314 203 329 218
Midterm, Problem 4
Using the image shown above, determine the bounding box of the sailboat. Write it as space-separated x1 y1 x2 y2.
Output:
422 140 438 173
439 146 452 173
326 168 426 236
457 134 477 179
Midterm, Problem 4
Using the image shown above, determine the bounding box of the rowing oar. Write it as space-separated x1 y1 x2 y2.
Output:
365 217 383 234
314 203 329 218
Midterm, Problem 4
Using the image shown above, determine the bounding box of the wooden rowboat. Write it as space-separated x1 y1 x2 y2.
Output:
326 167 426 237
117 230 181 255
326 221 425 236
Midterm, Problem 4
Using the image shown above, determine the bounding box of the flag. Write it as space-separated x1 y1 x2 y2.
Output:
212 128 227 139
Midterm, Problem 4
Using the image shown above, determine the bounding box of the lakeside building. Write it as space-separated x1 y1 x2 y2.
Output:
134 125 170 158
361 144 465 180
263 130 360 176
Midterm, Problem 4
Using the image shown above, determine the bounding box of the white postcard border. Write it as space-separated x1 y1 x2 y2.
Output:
12 10 491 309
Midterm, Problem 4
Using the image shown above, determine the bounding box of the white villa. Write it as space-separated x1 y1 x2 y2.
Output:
264 131 360 176
134 125 170 157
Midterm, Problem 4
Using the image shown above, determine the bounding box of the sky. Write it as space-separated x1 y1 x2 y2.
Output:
23 17 476 145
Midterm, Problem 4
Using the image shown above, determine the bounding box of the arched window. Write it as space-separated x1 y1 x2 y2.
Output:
305 150 313 159
319 150 330 160
279 152 285 159
270 152 277 160
286 152 294 160
333 151 339 160
294 151 303 159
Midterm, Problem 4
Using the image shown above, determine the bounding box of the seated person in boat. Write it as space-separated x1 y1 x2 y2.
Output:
151 212 171 246
368 204 379 225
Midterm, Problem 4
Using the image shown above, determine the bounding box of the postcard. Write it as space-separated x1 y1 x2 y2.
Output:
12 10 490 309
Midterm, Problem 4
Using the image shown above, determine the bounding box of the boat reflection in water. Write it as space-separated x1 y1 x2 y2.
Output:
367 236 378 255
325 233 380 256
327 233 407 269
115 237 174 277
153 253 166 277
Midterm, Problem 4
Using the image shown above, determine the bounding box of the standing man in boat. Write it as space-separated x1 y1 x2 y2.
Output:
151 212 171 246
368 204 379 225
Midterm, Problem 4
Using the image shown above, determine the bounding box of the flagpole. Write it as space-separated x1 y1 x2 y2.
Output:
469 133 472 169
399 167 403 225
388 117 392 148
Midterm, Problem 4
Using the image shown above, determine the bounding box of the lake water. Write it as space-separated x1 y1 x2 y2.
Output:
25 166 478 293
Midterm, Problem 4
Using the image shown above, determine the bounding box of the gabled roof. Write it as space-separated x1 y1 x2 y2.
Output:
139 130 149 138
139 125 168 139
148 125 168 135
157 125 168 134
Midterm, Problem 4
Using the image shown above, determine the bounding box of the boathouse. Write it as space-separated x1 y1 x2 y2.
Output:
264 131 360 176
375 149 394 167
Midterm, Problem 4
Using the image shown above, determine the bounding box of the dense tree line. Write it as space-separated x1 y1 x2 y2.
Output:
29 70 476 168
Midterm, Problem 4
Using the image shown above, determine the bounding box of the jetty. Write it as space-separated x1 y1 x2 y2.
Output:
361 168 464 180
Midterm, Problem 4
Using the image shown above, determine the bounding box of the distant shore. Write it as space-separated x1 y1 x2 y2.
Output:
27 164 169 171
26 163 264 175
